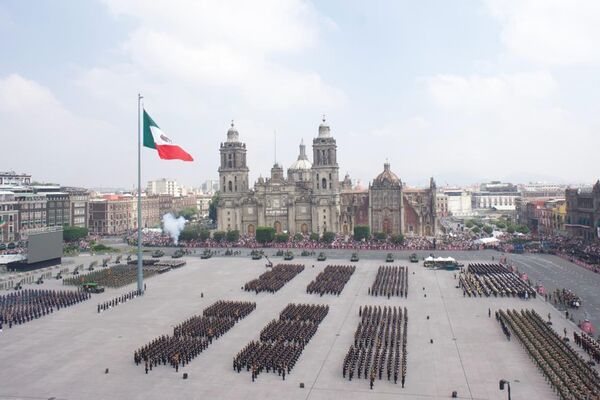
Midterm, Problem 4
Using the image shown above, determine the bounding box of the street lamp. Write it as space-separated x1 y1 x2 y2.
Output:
499 379 511 400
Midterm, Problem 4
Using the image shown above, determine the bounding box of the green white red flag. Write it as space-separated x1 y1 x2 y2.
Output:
143 110 193 161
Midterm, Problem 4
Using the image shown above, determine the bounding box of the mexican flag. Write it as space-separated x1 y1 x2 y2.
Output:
143 110 194 161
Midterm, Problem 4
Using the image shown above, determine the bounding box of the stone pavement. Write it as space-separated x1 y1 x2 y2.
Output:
0 251 594 400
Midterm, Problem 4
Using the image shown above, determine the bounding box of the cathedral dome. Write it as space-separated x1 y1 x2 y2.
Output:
227 121 239 142
373 162 401 188
289 140 312 170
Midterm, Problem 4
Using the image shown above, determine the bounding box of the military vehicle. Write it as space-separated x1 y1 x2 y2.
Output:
151 250 164 258
172 249 184 258
283 251 294 261
350 253 359 262
251 250 263 260
386 253 394 263
317 252 327 261
200 249 212 259
409 253 419 263
82 282 105 294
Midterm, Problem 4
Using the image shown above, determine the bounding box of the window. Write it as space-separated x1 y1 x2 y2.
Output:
228 181 233 191
322 178 327 189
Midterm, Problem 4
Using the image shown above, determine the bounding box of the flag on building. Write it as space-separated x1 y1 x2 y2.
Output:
143 110 194 161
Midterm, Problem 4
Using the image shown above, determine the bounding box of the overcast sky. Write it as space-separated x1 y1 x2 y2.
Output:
1 0 599 189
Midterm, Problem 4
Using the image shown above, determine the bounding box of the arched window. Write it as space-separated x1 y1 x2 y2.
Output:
223 177 226 191
322 178 327 189
228 181 233 192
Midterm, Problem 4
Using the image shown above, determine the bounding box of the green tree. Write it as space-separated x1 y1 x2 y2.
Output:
208 192 219 223
177 207 198 220
309 232 319 241
465 220 474 228
472 226 481 234
516 225 530 234
391 233 404 244
483 225 493 235
495 221 506 229
373 232 387 241
275 233 289 243
226 230 240 242
353 225 370 241
321 231 335 243
199 229 210 241
293 233 303 242
179 225 200 241
63 226 88 242
256 227 276 244
212 231 226 242
507 225 515 234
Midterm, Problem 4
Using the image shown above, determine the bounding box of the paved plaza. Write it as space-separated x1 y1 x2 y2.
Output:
1 250 598 400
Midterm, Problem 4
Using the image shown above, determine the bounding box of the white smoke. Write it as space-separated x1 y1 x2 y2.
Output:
162 213 186 245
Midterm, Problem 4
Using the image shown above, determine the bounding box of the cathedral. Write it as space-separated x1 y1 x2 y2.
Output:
217 119 438 237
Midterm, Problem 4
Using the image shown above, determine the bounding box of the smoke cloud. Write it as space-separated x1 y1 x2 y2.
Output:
162 213 186 245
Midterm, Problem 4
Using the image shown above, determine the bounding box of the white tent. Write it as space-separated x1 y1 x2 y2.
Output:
476 237 500 245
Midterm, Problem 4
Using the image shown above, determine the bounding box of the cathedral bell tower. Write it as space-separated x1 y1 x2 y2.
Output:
311 117 340 234
217 121 249 231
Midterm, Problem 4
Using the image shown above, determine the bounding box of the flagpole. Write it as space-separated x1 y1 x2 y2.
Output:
137 93 144 293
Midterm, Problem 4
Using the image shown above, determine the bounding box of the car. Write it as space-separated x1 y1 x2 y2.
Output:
283 251 294 261
386 253 394 262
350 253 359 262
409 253 419 263
82 282 105 294
151 250 164 258
317 252 327 261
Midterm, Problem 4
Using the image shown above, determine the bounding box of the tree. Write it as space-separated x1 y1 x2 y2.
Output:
208 192 220 223
275 233 289 243
212 231 226 242
507 225 515 234
256 227 276 244
373 232 387 241
293 233 303 242
179 225 200 241
353 225 370 241
321 231 335 243
465 220 474 228
177 207 198 220
199 229 210 241
495 221 506 229
472 226 481 234
226 230 240 242
309 232 319 241
483 225 493 235
391 233 404 244
63 226 88 242
516 225 530 234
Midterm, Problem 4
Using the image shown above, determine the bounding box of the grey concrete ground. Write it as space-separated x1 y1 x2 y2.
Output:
0 250 597 400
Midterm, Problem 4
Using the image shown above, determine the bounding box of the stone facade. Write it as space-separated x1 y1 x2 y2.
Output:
565 180 600 240
217 120 438 237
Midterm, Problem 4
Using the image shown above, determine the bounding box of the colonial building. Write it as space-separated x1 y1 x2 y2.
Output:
217 119 438 237
0 191 19 243
565 181 600 240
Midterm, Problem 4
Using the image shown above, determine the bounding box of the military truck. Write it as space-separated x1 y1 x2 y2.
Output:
409 253 419 263
283 251 294 261
200 249 212 259
317 252 327 261
151 250 165 258
350 253 359 262
172 249 184 258
386 253 394 263
82 282 105 294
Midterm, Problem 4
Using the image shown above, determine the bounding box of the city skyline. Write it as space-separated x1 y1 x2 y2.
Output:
1 1 600 188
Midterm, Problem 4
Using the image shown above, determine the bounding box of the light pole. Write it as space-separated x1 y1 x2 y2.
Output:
499 379 511 400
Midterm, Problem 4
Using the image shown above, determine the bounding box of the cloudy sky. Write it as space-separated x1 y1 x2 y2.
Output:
1 0 599 189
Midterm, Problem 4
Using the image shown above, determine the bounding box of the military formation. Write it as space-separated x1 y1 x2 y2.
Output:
497 309 600 400
233 303 329 381
342 305 408 389
63 265 157 288
97 289 143 313
0 289 89 329
243 264 305 294
306 265 356 296
369 266 408 298
133 300 256 373
573 331 600 365
459 263 536 298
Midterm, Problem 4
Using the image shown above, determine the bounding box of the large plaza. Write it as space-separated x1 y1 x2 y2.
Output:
1 249 598 400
